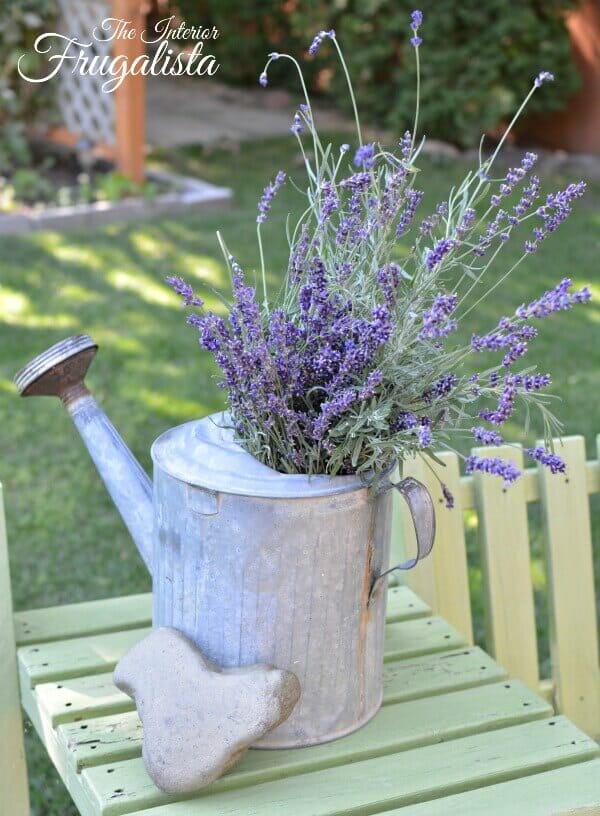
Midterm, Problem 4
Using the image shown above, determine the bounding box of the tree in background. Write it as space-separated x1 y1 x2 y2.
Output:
174 0 580 148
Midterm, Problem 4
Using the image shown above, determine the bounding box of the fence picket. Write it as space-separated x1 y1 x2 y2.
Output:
402 454 473 643
537 436 600 737
472 444 539 691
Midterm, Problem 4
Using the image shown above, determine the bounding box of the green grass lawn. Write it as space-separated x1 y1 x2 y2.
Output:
1 136 599 814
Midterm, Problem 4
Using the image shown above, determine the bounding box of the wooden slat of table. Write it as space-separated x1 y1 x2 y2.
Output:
58 650 508 772
87 719 599 816
17 587 599 816
13 586 428 648
391 759 600 815
75 681 552 814
13 594 152 647
19 616 464 690
36 646 502 732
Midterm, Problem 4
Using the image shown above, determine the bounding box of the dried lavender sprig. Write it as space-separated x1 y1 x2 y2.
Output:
410 9 423 46
308 29 335 56
465 455 521 487
257 171 286 224
166 275 204 307
525 445 566 473
471 426 503 446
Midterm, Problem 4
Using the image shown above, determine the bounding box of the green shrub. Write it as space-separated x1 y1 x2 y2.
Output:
174 0 580 147
0 1 58 173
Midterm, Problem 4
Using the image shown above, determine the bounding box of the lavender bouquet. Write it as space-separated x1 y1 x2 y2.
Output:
168 11 590 503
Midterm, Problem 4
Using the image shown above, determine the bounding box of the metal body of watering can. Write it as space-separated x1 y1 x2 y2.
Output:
14 335 435 748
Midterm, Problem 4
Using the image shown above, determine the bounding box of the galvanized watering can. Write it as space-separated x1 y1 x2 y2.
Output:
15 335 435 748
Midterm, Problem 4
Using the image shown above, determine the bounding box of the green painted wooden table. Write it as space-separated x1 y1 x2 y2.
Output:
14 586 600 816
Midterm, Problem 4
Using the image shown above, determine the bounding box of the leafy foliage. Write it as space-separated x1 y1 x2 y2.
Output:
0 1 58 173
174 0 581 147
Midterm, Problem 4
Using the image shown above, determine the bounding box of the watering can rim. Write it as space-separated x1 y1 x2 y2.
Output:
151 412 392 499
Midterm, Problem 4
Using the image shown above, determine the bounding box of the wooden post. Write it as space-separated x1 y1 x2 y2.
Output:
520 0 600 153
112 0 146 183
0 483 30 816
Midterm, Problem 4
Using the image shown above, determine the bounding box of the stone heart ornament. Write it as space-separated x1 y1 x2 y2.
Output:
113 628 301 793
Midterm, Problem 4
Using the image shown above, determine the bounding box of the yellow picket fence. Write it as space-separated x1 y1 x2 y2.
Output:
395 435 600 738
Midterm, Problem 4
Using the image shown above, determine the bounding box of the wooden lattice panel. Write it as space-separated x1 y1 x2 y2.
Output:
55 0 115 146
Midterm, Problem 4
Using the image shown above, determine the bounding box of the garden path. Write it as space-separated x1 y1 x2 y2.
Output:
145 75 600 181
145 75 351 148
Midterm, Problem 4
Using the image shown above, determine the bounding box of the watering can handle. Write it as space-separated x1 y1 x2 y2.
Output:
370 476 436 598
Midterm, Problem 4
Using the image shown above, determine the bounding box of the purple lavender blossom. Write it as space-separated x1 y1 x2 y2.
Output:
299 102 311 117
396 188 423 236
258 72 268 88
419 293 458 340
340 171 371 192
518 373 551 391
390 411 418 432
525 445 566 474
472 426 503 446
465 455 521 487
471 322 537 356
526 181 586 249
424 374 458 402
400 131 412 158
469 373 481 395
290 113 304 135
516 278 591 320
376 263 402 306
257 170 286 224
353 143 376 169
426 237 456 270
410 9 423 45
319 181 339 222
534 71 554 88
380 168 409 225
478 374 517 425
502 342 527 368
456 208 476 237
418 420 432 447
359 370 383 400
167 276 204 307
308 29 335 56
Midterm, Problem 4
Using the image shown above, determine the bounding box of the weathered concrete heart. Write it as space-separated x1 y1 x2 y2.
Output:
113 627 300 793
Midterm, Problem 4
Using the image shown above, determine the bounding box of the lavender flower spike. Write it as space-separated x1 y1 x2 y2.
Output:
257 170 286 224
290 113 304 135
419 293 458 340
410 9 423 46
465 455 521 487
534 71 554 88
354 143 375 169
471 426 503 446
166 275 203 308
258 71 268 88
526 445 566 474
308 29 335 56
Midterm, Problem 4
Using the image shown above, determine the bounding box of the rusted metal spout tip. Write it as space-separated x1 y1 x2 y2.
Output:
14 335 98 401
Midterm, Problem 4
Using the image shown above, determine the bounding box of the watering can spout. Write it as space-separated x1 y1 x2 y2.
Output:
14 336 154 573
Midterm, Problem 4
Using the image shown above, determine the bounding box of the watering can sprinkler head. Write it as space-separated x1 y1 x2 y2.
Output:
15 334 98 404
14 335 154 572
